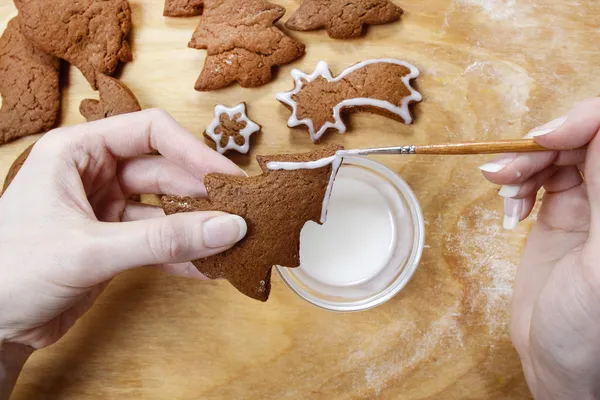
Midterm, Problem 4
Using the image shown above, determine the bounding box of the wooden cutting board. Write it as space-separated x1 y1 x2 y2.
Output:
2 0 599 398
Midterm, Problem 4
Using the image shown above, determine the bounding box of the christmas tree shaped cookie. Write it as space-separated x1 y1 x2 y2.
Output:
161 144 342 301
188 0 305 91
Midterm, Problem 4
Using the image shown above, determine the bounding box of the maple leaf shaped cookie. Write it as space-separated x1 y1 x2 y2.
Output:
15 0 132 90
80 74 141 122
286 0 403 39
188 0 305 91
163 0 204 17
277 59 422 142
161 144 342 301
204 103 261 154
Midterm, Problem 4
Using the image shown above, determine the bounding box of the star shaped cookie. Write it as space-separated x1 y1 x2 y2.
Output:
277 59 422 142
204 103 261 154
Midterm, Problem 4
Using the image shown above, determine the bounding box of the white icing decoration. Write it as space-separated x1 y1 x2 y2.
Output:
265 155 337 171
205 103 260 154
276 59 422 143
266 150 349 223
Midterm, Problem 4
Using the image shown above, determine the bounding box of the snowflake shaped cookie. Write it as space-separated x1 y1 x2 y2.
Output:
276 59 422 143
205 103 261 154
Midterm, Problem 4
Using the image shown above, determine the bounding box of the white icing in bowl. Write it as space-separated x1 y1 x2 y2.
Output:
275 156 424 312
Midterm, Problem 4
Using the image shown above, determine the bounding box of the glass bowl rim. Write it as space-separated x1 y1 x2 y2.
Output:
275 156 425 312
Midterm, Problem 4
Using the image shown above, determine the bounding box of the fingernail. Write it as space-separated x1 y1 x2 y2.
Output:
503 197 523 230
526 116 568 137
479 153 517 173
203 215 247 248
498 184 521 198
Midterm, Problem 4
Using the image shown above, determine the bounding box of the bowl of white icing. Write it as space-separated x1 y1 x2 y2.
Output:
275 156 424 312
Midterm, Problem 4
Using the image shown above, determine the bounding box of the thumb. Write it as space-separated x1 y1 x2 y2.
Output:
528 98 600 216
528 98 600 150
87 211 247 281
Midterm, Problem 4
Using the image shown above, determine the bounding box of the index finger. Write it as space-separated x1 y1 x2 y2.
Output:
57 108 245 179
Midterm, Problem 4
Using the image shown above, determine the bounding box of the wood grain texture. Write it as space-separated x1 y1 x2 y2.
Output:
1 0 599 398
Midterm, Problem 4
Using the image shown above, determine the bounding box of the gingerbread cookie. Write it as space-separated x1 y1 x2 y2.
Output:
80 74 141 121
286 0 403 39
204 103 260 154
15 0 132 89
161 144 342 301
0 17 60 145
188 0 305 91
276 59 422 142
4 75 140 194
163 0 204 16
2 143 34 194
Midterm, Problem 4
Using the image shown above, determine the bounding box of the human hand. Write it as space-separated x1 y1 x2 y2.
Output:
480 98 600 399
0 109 247 350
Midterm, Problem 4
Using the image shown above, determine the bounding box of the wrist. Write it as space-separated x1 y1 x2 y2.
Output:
0 341 34 400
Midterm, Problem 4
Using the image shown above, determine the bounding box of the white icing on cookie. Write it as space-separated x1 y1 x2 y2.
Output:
276 59 422 143
265 155 337 171
205 103 260 154
266 150 349 223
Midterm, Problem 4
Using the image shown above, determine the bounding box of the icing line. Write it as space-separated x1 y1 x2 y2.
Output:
205 103 260 154
266 151 348 223
276 59 422 143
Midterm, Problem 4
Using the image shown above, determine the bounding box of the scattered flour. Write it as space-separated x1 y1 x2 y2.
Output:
348 202 535 397
456 0 517 21
359 310 464 396
447 205 520 335
462 60 532 117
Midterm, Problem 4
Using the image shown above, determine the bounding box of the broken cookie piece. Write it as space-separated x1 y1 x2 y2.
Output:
80 74 141 121
161 144 342 301
163 0 204 16
15 0 133 89
286 0 403 39
0 17 60 145
188 0 305 91
204 103 260 154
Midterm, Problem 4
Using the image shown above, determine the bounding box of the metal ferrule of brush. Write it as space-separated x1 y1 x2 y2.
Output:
347 145 416 156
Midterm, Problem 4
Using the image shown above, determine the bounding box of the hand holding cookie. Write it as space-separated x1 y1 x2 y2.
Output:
0 109 247 350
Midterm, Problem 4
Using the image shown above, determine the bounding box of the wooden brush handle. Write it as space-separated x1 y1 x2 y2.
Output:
415 139 555 155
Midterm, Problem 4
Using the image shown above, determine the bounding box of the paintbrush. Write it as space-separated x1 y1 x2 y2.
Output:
344 138 579 156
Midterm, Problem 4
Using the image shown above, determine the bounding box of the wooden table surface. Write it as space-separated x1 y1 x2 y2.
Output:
2 0 599 398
